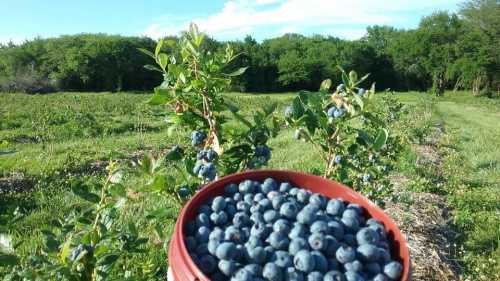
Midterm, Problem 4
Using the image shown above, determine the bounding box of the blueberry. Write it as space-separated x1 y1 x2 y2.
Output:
328 220 345 241
247 235 263 248
346 203 363 215
225 226 243 242
307 271 324 281
244 264 263 276
383 261 403 280
324 270 346 281
311 251 328 273
357 244 380 262
342 209 359 219
326 199 345 216
344 271 365 281
263 210 279 223
372 273 389 281
297 208 317 225
357 88 366 96
210 211 228 225
196 213 210 228
205 149 218 161
365 262 382 276
280 202 299 219
333 108 345 118
327 259 340 270
244 194 254 204
185 235 197 250
289 237 309 255
196 226 210 243
261 178 278 193
368 223 387 239
233 212 250 227
215 242 236 260
289 188 299 196
309 194 327 209
263 262 283 281
217 259 237 276
211 272 226 281
267 190 280 200
178 186 190 198
296 189 310 203
258 198 273 210
232 269 253 281
251 222 271 239
207 239 220 255
324 235 341 256
272 195 287 210
308 233 327 251
343 234 357 247
344 260 363 272
250 212 265 223
191 131 206 146
247 246 267 264
236 201 251 213
378 248 391 264
362 174 372 182
337 84 345 92
250 204 265 214
233 192 243 202
273 219 291 234
225 183 238 195
239 180 254 193
294 250 316 273
209 227 224 241
310 220 328 233
341 216 360 233
272 251 293 268
254 193 266 202
285 267 305 281
198 255 217 274
226 204 237 217
186 221 196 235
334 155 343 164
327 107 337 118
336 245 356 264
269 231 290 250
356 227 380 245
289 223 307 239
196 243 209 256
279 182 292 193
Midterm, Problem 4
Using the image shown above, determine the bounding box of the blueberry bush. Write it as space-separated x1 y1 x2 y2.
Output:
284 70 397 203
138 23 279 200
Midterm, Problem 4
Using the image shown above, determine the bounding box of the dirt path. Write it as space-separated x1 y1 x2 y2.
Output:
385 124 462 281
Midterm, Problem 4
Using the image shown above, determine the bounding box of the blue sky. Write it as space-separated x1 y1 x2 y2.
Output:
1 0 463 43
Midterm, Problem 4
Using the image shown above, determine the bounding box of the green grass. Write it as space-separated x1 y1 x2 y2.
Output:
1 90 499 279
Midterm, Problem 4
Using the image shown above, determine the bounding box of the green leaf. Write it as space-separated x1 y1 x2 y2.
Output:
139 154 153 174
0 234 14 254
109 169 124 184
292 96 305 119
137 48 155 59
349 70 358 85
165 146 184 161
372 129 389 151
352 92 364 110
158 53 169 72
144 64 163 73
155 38 164 58
44 235 60 252
144 174 168 192
263 102 277 117
97 254 120 266
356 129 373 145
70 184 100 203
225 67 248 77
0 254 18 266
319 79 332 92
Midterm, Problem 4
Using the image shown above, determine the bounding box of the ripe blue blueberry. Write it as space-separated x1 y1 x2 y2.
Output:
272 195 287 210
226 204 237 217
365 262 382 276
185 236 197 252
215 242 236 260
218 259 237 276
254 192 266 202
334 155 343 164
247 246 267 264
195 243 209 256
294 250 316 273
262 178 278 193
344 260 363 272
378 248 392 264
207 239 220 255
356 227 380 245
326 199 345 216
344 271 364 281
268 231 290 250
198 255 217 274
336 245 356 264
284 106 294 118
279 182 292 193
328 258 340 270
205 149 218 161
236 201 251 213
343 234 357 247
250 212 264 224
232 268 253 281
191 130 206 146
251 222 271 239
309 193 327 209
244 264 263 276
193 162 203 175
297 208 317 225
224 183 238 195
209 227 224 241
368 222 387 239
285 267 305 281
225 226 243 242
308 233 327 251
263 262 283 281
383 261 403 280
311 251 328 273
341 216 360 233
233 212 250 227
258 198 273 210
357 88 366 96
196 226 210 243
327 107 337 118
210 211 228 226
289 223 308 239
372 273 389 281
296 189 310 203
325 235 341 256
239 180 254 193
273 219 291 234
328 220 345 241
289 187 299 196
310 220 328 233
362 173 372 182
324 270 346 281
307 271 324 281
342 209 359 219
272 250 293 268
244 193 254 204
289 237 309 255
337 84 345 92
280 202 299 219
334 108 345 118
267 190 280 200
357 244 380 262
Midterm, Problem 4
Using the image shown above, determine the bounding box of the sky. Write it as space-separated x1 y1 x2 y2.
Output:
0 0 464 44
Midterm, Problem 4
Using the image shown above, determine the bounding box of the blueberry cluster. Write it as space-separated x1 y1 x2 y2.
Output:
248 145 272 169
327 106 346 119
191 130 207 146
184 178 403 281
193 148 218 181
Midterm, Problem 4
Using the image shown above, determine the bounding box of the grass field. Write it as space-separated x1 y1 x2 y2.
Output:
0 91 498 279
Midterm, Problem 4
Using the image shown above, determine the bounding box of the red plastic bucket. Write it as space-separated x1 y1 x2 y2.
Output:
168 170 411 281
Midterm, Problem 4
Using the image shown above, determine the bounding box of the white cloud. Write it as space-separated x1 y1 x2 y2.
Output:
144 0 462 40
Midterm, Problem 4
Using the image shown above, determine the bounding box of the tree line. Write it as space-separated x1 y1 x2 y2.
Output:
0 0 498 95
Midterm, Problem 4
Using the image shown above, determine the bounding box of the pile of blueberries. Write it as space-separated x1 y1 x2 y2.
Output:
184 178 403 281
